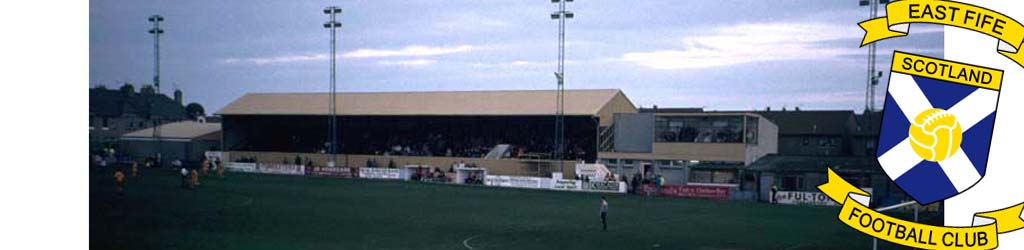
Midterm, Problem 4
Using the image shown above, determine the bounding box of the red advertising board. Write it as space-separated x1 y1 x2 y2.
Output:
639 184 730 200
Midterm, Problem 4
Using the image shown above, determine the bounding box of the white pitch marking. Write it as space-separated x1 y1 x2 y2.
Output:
462 234 482 250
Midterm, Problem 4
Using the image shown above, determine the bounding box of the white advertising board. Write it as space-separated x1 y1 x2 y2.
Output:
551 179 581 191
776 188 872 206
582 181 627 193
224 162 257 173
257 163 305 175
485 175 549 189
359 168 401 179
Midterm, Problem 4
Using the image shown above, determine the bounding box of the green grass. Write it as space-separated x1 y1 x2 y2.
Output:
91 167 890 250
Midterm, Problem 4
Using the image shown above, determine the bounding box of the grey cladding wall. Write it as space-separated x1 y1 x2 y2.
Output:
613 113 654 153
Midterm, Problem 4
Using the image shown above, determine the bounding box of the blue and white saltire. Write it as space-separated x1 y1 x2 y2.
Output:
876 72 999 205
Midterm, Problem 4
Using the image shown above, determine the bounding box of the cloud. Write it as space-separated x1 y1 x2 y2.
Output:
343 45 473 58
771 90 865 106
377 59 437 66
432 14 513 33
621 22 878 70
638 89 866 111
220 54 329 65
470 60 545 68
469 59 601 69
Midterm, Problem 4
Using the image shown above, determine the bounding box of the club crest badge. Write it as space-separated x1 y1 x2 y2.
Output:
876 52 1000 204
816 1 1024 249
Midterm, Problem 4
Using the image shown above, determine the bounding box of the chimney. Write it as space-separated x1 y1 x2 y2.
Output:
174 89 183 105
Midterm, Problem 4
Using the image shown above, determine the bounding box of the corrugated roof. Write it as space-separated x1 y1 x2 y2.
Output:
121 121 221 140
639 107 705 113
216 89 625 116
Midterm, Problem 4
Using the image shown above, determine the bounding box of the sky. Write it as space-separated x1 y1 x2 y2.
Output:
89 0 943 114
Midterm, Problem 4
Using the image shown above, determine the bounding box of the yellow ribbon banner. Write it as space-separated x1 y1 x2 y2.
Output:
892 51 1003 90
818 168 1024 250
860 0 1024 68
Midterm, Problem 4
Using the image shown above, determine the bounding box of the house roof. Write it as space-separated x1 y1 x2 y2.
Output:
748 154 881 173
89 88 186 119
216 89 629 116
755 110 856 135
855 111 883 136
634 107 858 136
121 121 221 141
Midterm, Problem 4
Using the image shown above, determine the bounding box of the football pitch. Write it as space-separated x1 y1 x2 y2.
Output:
90 168 913 250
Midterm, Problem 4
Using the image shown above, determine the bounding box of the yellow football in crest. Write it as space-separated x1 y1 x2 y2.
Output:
908 108 962 162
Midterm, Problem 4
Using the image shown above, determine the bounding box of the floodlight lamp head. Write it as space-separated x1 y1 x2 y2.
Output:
323 21 342 28
324 7 342 14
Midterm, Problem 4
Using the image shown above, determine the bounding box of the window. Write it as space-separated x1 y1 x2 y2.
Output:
655 116 744 143
744 117 758 144
102 118 109 128
690 169 737 184
781 175 803 191
742 172 757 190
817 137 840 147
712 171 736 183
690 170 712 183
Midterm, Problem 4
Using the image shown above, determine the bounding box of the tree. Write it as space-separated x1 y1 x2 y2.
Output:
119 83 135 95
185 102 205 120
140 85 156 95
